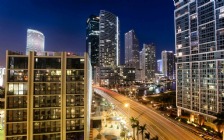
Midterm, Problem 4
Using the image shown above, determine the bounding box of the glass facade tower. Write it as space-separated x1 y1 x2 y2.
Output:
5 51 92 140
162 51 175 79
125 30 140 69
86 15 100 67
26 29 45 55
99 10 120 86
142 44 156 81
174 0 224 118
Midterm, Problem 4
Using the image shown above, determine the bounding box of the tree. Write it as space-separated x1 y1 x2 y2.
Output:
139 124 147 140
130 117 138 140
150 136 159 140
120 131 126 139
213 112 224 139
136 120 140 140
145 132 150 140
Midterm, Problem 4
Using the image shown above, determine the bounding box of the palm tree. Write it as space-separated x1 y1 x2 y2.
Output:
120 130 126 139
139 124 147 140
145 132 150 140
130 117 138 140
136 120 140 140
213 112 224 140
150 136 159 140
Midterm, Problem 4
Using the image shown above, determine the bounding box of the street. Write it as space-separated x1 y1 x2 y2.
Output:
94 86 202 140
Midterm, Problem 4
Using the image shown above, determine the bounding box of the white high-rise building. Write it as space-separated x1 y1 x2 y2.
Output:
174 0 224 119
157 59 163 73
26 29 45 55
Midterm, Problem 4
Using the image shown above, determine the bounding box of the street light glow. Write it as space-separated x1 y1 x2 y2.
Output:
124 103 129 108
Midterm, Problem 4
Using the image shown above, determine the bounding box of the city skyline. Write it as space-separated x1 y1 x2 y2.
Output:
0 0 175 66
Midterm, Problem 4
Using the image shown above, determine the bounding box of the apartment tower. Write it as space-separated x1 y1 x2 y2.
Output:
174 0 224 119
5 51 92 140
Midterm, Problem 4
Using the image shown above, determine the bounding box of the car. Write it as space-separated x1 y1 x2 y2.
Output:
199 134 204 137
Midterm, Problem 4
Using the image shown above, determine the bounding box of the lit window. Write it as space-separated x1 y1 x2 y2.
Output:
201 26 206 30
177 44 182 49
178 28 181 33
221 7 224 13
209 85 215 89
219 13 224 19
191 15 197 20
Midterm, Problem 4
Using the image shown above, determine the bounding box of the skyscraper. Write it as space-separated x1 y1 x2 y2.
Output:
162 51 174 79
157 59 163 73
86 15 100 67
5 51 92 140
0 67 5 87
125 30 139 69
26 29 45 55
99 10 120 86
139 51 145 81
174 0 224 120
142 44 156 81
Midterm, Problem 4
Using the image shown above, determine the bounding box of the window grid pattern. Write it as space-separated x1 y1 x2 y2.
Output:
66 58 85 138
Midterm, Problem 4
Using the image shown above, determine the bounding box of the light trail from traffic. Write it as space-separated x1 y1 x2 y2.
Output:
94 86 202 140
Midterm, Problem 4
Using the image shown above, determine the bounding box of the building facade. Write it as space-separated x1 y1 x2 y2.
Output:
174 0 224 118
125 30 140 82
26 29 45 55
139 51 145 82
5 51 92 140
162 51 175 79
99 10 120 86
0 67 5 87
125 30 140 69
119 65 136 85
86 15 100 67
157 59 163 73
142 44 156 81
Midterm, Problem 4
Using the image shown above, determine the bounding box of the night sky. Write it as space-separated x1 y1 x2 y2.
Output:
0 0 175 66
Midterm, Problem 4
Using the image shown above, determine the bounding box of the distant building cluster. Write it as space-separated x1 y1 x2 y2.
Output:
87 10 176 86
2 3 224 138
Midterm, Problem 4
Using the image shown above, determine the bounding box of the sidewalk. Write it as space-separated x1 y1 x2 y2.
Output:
0 130 4 140
92 110 132 140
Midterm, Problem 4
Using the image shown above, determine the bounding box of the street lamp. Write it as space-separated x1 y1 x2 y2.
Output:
124 103 130 120
124 103 130 129
124 103 129 108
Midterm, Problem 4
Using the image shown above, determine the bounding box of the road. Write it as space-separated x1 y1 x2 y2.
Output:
94 86 202 140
